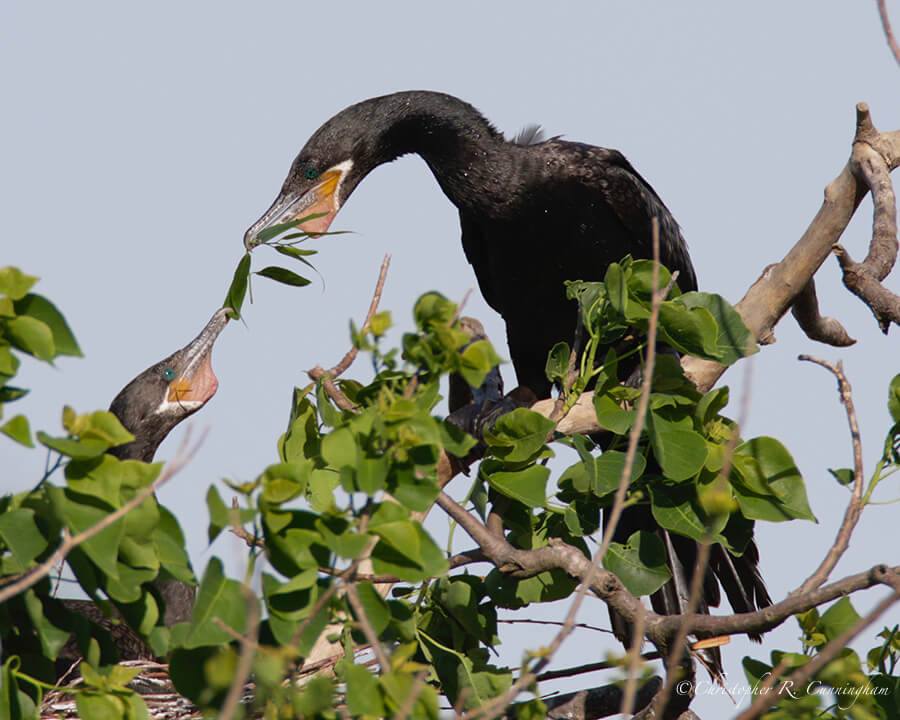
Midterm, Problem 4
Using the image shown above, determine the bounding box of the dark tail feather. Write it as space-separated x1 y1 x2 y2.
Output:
709 542 772 642
605 505 771 679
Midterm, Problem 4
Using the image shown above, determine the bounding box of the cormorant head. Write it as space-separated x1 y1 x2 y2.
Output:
243 91 486 249
108 308 229 461
242 100 386 250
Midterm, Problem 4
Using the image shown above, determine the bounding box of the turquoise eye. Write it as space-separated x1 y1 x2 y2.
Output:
305 167 319 180
163 368 176 381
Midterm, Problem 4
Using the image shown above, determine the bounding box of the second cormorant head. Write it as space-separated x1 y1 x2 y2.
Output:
108 308 229 462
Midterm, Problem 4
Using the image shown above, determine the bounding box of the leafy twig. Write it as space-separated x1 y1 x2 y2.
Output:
0 430 203 604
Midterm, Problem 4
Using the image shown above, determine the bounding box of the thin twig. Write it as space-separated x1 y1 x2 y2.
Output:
621 610 648 716
534 653 661 683
736 587 900 720
324 253 391 378
878 0 900 68
218 584 261 720
794 356 865 594
308 254 392 411
0 430 203 604
497 618 614 635
345 583 391 672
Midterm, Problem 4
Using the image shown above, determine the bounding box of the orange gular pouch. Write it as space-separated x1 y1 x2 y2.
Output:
167 353 219 405
297 169 342 235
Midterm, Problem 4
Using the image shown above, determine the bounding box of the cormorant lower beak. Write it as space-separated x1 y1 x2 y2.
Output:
243 162 351 250
167 308 229 406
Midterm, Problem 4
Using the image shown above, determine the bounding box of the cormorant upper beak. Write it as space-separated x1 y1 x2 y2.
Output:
166 308 229 406
243 160 352 250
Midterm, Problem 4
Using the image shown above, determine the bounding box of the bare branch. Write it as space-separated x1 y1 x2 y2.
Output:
653 564 900 640
794 356 865 594
790 277 856 346
683 103 900 393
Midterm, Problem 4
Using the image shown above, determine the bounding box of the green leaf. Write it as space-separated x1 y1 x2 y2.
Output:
439 420 478 457
649 484 711 542
37 431 108 459
819 597 861 641
344 663 385 717
593 450 647 497
80 410 135 447
321 427 358 469
458 339 502 388
889 374 900 423
354 582 391 634
75 691 124 720
486 465 549 507
0 346 20 376
206 485 229 543
656 301 720 360
1 414 32 447
544 342 570 386
605 262 628 316
255 265 311 287
47 485 123 580
183 558 248 648
261 461 310 505
734 437 815 522
648 412 707 482
370 520 448 582
0 266 38 300
255 215 327 244
484 408 555 464
224 253 251 319
828 468 854 486
0 508 47 572
593 392 635 435
369 310 392 337
274 244 318 269
13 294 82 357
629 259 674 298
6 315 55 361
679 291 757 364
315 517 372 559
604 530 672 597
413 292 457 329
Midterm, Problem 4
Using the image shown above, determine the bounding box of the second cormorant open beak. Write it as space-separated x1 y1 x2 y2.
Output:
243 160 353 250
166 307 230 407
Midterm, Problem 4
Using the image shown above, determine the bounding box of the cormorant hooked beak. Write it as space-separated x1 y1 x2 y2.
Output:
164 307 230 410
243 159 353 250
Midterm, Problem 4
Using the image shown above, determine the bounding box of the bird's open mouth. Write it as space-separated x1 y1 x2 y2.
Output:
243 160 353 249
167 308 229 407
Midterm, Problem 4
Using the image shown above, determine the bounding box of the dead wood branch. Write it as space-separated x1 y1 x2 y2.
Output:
684 103 900 393
790 277 856 346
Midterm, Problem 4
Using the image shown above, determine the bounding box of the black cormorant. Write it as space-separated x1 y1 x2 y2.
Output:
243 91 769 673
59 307 229 664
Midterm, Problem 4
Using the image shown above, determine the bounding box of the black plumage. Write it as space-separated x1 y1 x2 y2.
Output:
243 91 769 674
58 308 229 667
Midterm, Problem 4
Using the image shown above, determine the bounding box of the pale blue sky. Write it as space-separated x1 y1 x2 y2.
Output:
2 3 899 716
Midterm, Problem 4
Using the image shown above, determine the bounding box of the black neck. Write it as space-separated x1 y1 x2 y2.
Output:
346 92 515 216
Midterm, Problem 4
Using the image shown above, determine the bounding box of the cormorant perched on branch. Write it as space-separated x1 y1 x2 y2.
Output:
243 91 769 674
59 308 229 665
